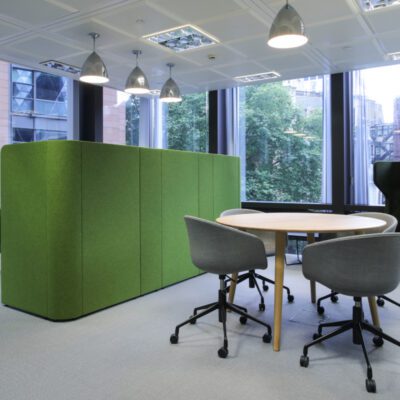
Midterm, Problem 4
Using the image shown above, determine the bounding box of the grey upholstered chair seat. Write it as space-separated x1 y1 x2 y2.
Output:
303 233 400 297
170 216 272 359
185 216 267 275
300 232 400 392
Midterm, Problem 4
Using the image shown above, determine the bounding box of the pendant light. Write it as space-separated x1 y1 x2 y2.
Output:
267 0 308 49
125 50 150 94
80 32 109 84
160 63 182 103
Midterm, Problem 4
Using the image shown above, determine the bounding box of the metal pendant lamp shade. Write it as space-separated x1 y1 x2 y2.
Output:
125 50 150 94
268 1 308 49
80 33 109 84
160 63 182 103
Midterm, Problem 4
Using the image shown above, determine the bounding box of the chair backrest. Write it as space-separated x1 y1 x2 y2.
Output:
184 216 267 275
219 208 276 256
303 233 400 297
355 212 397 233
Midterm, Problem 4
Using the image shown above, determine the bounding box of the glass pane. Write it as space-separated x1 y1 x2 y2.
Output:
239 76 327 203
35 72 68 102
12 82 33 99
35 130 68 141
12 67 32 84
35 99 67 116
164 92 209 152
103 87 140 146
351 65 400 205
12 128 34 143
12 98 33 113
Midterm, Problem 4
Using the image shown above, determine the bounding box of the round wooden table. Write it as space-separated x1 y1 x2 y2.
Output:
216 212 386 351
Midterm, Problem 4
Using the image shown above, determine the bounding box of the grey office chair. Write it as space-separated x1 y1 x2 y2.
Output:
220 208 294 310
316 212 398 315
170 216 272 358
299 233 400 393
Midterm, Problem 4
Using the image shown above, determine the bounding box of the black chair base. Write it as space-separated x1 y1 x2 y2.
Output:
316 289 339 314
300 297 400 393
377 295 400 308
233 270 294 311
170 275 272 358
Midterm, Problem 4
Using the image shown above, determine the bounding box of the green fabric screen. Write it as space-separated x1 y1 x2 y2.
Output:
1 141 240 320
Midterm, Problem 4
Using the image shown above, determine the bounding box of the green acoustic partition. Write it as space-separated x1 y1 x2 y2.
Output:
81 143 140 314
1 141 240 320
162 150 200 286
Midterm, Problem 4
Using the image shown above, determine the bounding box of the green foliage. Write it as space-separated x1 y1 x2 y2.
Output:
166 92 208 152
126 96 141 146
244 82 323 202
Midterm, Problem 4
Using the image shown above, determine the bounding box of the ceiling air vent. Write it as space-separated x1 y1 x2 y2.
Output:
358 0 400 11
143 25 218 52
234 71 281 83
39 60 81 74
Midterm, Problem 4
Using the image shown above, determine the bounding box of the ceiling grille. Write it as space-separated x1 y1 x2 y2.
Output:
358 0 400 11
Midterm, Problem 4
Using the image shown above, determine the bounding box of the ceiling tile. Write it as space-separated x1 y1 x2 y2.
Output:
95 2 181 38
0 0 75 26
105 39 171 61
213 61 267 79
199 11 267 42
0 19 24 40
52 19 132 48
258 53 317 72
307 17 368 47
179 68 227 84
364 6 400 34
377 31 400 54
148 0 243 22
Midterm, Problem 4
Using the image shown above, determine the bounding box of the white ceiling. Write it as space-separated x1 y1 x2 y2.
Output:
1 0 400 94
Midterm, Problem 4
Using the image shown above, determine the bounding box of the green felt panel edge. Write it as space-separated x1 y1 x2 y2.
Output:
140 148 162 294
1 142 48 316
82 142 140 314
46 141 83 320
162 150 199 286
1 142 240 320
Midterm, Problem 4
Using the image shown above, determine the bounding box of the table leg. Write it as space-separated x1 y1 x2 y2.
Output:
228 273 238 304
273 232 287 352
307 233 316 303
368 296 381 328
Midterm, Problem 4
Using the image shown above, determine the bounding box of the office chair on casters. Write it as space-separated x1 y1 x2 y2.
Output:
170 216 272 358
220 208 294 311
316 212 398 315
299 233 400 393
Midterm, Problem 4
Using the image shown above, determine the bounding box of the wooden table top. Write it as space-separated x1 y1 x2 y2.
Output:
216 212 386 233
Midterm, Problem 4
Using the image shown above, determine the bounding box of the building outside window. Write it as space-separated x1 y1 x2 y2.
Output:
11 65 72 143
351 65 400 206
162 92 209 152
238 75 330 203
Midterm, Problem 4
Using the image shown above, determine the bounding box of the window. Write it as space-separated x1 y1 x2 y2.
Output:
163 92 208 152
239 76 330 203
351 65 400 206
9 64 72 145
103 87 140 146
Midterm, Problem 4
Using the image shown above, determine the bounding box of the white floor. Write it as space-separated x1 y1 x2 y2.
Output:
1 259 400 400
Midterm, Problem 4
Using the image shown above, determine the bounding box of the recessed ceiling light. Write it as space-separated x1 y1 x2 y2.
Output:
358 0 400 12
234 71 281 83
387 51 400 60
143 24 219 52
39 60 81 74
149 89 161 96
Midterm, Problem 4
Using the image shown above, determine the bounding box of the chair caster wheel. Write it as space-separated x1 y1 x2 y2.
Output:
300 355 309 367
373 336 384 347
262 333 272 343
288 294 294 303
218 347 228 358
377 298 385 307
366 378 376 393
313 332 322 340
189 315 196 324
263 284 269 292
317 306 325 315
170 334 178 344
239 316 247 325
259 303 265 311
330 295 339 303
